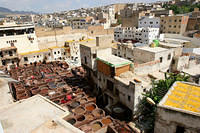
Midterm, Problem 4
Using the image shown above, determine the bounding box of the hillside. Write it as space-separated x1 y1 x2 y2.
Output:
0 7 37 17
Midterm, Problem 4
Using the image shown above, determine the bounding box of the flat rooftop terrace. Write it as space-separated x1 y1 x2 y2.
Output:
97 54 132 68
159 42 183 48
159 82 200 116
136 46 168 53
0 95 68 133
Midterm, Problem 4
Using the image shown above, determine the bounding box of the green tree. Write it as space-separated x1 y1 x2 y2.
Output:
136 73 190 133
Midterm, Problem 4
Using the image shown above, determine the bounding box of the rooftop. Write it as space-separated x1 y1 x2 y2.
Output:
0 23 34 30
32 118 84 133
159 82 200 116
136 46 168 53
115 71 157 87
97 54 132 68
115 70 165 86
0 95 68 133
159 42 182 48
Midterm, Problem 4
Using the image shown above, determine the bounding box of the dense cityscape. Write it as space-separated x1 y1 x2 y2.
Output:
0 0 200 133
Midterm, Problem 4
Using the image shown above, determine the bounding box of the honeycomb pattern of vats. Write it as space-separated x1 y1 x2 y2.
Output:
164 82 200 113
8 61 136 133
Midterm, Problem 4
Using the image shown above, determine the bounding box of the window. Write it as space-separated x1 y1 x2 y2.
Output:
176 126 185 133
116 89 119 96
11 43 14 47
54 52 56 54
160 57 163 63
9 51 13 56
150 22 153 24
84 56 87 64
0 52 2 57
37 55 39 58
168 54 171 60
24 57 28 61
169 25 172 28
58 51 60 54
128 95 131 102
172 59 175 64
93 53 96 58
107 80 114 92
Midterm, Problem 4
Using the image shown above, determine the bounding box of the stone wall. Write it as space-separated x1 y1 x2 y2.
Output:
154 107 200 133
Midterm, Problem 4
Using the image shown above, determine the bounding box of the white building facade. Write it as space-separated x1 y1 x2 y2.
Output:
0 22 39 54
114 27 160 44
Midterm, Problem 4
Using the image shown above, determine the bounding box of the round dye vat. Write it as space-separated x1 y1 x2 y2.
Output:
70 101 80 109
74 107 85 114
77 115 85 121
76 94 85 99
92 122 102 131
86 104 96 111
67 118 76 125
101 118 112 125
92 109 104 117
79 125 92 132
85 114 94 121
80 98 87 104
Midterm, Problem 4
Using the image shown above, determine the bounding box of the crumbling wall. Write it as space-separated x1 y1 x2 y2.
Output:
154 107 200 133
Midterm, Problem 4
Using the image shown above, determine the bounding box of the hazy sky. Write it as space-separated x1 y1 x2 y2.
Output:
0 0 165 13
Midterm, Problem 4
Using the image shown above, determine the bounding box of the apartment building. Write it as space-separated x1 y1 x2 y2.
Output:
114 27 159 44
160 15 189 34
20 46 68 65
0 22 39 54
138 16 160 28
70 19 90 29
80 37 175 115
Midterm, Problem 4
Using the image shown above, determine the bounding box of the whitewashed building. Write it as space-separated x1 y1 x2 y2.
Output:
0 22 39 54
138 16 160 28
114 27 159 44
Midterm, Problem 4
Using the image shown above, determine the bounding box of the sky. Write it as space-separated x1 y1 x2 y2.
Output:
0 0 165 13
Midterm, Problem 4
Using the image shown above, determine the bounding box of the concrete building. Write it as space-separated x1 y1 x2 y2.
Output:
80 38 170 116
120 9 140 27
114 27 160 44
160 15 189 34
20 46 69 65
154 81 200 133
0 22 39 54
0 46 19 69
138 16 160 28
0 95 83 133
70 19 90 29
187 8 200 31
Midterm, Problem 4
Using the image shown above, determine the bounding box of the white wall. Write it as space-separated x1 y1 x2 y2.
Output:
114 27 159 44
0 32 39 54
